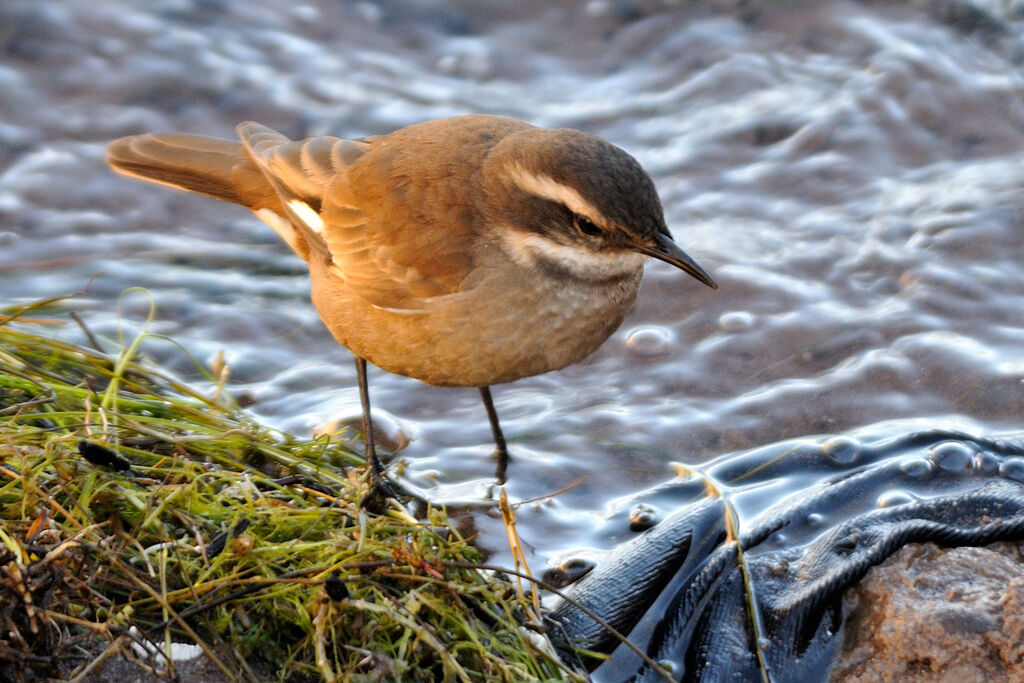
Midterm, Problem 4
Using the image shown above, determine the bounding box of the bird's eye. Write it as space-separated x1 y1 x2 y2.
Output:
574 215 601 236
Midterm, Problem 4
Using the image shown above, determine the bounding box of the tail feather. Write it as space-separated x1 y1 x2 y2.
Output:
106 133 278 211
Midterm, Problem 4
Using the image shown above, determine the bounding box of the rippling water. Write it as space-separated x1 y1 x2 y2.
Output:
3 0 1024 566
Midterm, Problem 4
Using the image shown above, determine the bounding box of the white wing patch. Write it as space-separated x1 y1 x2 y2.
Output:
287 199 325 235
254 208 304 256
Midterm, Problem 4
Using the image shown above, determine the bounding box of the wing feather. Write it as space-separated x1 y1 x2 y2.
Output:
237 122 473 311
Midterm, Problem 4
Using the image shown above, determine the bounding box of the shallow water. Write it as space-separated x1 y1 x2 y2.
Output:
3 0 1024 569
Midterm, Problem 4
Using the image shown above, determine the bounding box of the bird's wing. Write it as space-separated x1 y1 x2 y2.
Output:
238 122 474 312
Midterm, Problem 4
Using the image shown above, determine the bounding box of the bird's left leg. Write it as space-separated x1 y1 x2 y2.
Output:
479 386 509 484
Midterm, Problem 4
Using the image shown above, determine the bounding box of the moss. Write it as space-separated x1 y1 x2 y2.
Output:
0 293 576 682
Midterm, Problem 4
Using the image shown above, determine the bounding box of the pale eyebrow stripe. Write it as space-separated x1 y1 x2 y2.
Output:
508 164 604 225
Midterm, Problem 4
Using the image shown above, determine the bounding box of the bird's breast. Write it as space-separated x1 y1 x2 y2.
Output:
308 251 645 387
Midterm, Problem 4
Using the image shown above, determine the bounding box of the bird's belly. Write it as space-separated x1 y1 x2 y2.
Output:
310 265 644 387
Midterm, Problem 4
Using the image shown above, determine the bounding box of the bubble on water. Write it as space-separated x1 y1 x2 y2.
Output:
877 490 916 508
625 326 674 358
899 457 933 477
541 557 596 588
999 457 1024 483
629 503 660 531
718 310 755 332
929 441 973 473
822 436 860 464
974 450 1001 473
317 412 411 453
656 660 677 675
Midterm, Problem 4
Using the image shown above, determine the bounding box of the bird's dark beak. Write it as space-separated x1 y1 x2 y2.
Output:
635 232 718 289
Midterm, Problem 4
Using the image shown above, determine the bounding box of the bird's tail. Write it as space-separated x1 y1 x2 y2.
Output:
106 133 278 211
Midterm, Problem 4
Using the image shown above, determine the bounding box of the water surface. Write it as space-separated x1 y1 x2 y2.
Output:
2 0 1023 565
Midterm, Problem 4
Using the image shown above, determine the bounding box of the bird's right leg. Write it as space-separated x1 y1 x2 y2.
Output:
353 354 400 510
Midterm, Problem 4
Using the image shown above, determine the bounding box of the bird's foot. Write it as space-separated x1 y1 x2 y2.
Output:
359 465 427 514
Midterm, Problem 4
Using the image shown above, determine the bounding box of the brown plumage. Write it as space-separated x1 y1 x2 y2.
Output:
107 115 716 485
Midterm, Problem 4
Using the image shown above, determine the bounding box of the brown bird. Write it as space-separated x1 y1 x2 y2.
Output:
106 115 716 490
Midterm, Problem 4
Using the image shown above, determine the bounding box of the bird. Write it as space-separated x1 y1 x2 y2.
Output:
106 114 716 494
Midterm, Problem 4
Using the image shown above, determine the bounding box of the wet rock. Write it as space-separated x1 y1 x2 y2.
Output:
833 541 1024 681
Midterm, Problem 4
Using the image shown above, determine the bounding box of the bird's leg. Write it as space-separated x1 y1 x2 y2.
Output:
352 358 426 511
353 355 387 484
479 386 509 484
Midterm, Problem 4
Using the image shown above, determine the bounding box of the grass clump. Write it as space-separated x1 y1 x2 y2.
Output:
0 293 576 682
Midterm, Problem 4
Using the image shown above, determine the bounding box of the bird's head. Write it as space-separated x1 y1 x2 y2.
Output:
481 126 717 288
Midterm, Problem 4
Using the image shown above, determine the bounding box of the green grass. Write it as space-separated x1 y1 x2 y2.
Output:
0 292 577 682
